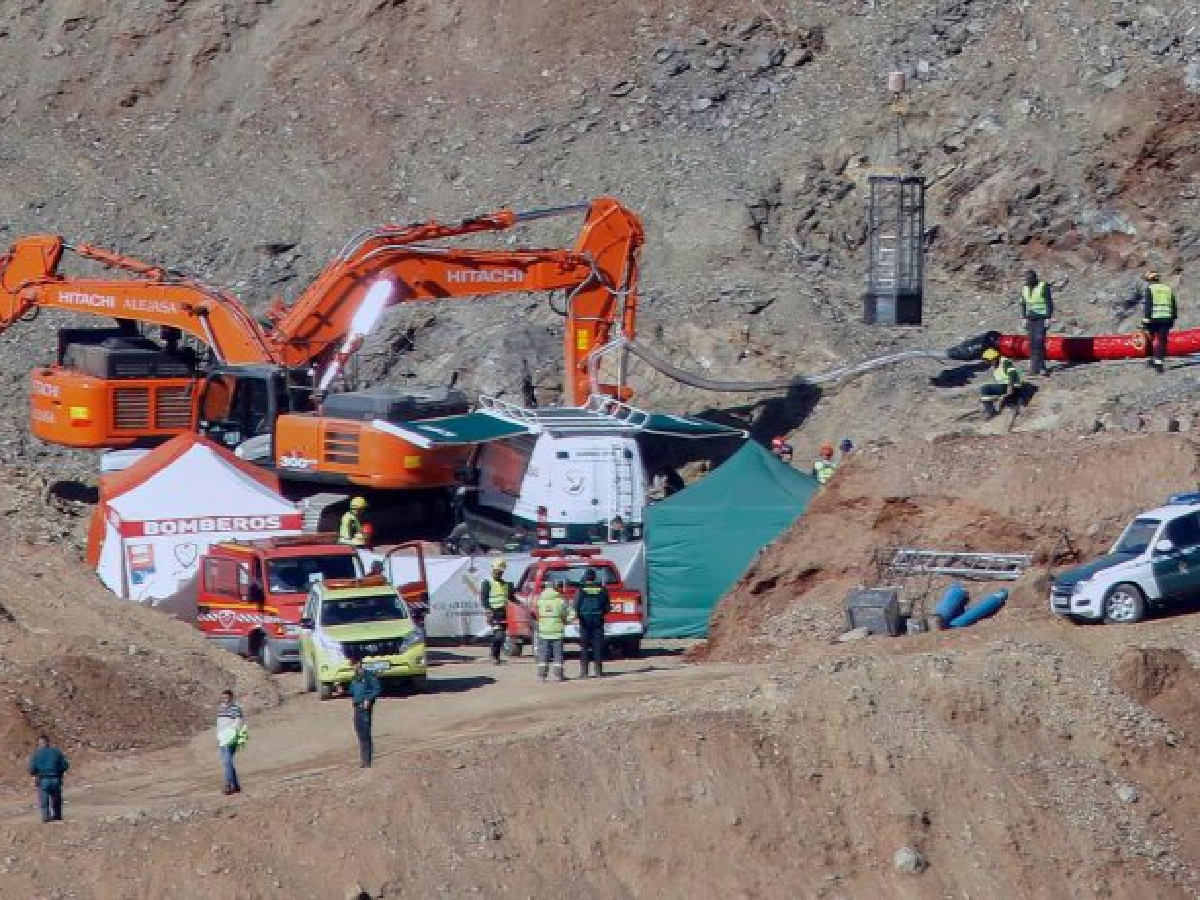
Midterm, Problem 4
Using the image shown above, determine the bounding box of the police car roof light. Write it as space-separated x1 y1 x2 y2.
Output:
530 547 601 559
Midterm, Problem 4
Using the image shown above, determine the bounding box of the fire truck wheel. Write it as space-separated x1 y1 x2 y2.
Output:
260 639 285 675
318 681 334 701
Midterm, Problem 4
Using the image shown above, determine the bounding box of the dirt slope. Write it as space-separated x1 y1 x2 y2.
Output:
2 638 1200 899
0 537 279 788
708 430 1200 657
2 0 1200 484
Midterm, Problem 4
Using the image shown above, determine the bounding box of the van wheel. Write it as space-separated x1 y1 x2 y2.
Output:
260 639 285 675
504 638 524 657
318 681 334 701
1104 584 1147 624
301 656 316 693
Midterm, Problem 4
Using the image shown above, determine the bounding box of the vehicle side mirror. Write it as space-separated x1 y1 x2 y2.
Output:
1154 538 1176 554
299 617 314 630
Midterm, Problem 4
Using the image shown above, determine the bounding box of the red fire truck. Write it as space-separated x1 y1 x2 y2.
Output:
196 535 363 672
506 547 644 657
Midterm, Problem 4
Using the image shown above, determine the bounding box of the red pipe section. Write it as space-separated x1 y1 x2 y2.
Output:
998 327 1200 362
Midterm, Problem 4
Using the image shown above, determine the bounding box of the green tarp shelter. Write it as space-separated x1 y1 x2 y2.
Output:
372 396 746 448
647 441 818 638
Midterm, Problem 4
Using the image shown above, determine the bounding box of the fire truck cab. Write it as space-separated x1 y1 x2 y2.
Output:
507 547 644 657
197 534 364 673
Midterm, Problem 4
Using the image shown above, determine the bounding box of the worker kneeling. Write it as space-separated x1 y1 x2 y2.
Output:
979 349 1024 419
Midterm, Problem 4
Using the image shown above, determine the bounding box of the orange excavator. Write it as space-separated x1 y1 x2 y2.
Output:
0 199 643 503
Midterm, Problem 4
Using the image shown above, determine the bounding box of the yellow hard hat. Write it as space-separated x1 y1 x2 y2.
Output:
982 349 1000 362
1145 270 1160 282
492 559 507 572
350 496 368 509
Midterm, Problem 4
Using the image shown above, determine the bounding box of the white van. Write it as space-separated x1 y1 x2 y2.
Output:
459 432 646 549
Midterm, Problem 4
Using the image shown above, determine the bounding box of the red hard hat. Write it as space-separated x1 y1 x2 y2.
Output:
771 435 785 449
819 443 834 458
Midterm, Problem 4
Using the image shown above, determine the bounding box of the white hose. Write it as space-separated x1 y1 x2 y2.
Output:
616 339 948 392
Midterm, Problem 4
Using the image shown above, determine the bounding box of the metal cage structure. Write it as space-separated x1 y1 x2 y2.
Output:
864 174 925 326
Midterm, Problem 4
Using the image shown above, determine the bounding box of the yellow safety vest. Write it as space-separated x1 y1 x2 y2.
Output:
487 578 509 611
994 359 1022 388
1022 282 1048 317
536 588 572 640
1149 283 1176 321
814 459 836 484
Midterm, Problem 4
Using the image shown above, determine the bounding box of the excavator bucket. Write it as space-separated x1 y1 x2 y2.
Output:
0 235 66 324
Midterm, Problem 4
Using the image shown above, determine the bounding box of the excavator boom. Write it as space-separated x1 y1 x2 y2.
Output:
268 197 644 404
0 197 644 476
0 236 276 365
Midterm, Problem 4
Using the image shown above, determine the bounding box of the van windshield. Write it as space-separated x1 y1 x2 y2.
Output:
322 593 408 626
268 555 360 593
1114 518 1160 555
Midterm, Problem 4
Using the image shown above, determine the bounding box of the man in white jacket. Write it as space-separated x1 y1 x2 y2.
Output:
216 689 246 795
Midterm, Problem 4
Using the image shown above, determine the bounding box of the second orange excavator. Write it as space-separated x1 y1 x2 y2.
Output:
0 199 643 508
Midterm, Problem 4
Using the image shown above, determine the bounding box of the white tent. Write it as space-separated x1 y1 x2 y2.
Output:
87 434 301 616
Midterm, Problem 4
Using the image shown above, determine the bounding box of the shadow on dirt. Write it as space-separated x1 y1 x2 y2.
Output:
417 674 497 696
427 649 483 665
640 384 821 474
48 479 99 504
930 362 985 388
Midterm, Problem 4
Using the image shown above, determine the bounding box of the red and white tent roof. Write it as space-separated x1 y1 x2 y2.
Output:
88 433 300 565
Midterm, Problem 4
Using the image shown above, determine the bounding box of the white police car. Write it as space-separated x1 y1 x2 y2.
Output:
1051 493 1200 624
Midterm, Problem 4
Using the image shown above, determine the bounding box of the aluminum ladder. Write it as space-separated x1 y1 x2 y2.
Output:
887 549 1033 581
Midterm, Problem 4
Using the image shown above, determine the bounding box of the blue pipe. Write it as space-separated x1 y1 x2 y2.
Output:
948 589 1008 628
934 583 969 621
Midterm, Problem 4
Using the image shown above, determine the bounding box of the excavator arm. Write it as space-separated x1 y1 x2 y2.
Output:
268 197 644 405
1 197 644 405
0 236 277 365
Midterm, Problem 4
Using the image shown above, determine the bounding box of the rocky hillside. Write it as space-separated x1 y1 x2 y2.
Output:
1 0 1198 474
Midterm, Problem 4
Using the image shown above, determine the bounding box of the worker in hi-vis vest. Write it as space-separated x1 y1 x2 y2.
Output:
979 349 1023 419
478 559 513 665
1020 269 1053 377
339 497 369 546
534 579 574 683
1134 269 1178 373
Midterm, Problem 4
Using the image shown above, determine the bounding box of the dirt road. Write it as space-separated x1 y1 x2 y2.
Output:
0 643 733 826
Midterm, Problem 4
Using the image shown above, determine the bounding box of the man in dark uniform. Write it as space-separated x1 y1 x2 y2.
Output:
28 735 69 823
576 568 610 678
349 658 382 768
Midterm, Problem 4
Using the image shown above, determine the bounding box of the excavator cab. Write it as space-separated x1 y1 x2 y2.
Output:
195 365 311 461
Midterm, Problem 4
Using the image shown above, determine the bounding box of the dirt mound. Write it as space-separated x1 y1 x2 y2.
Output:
0 537 280 787
708 431 1200 658
4 638 1200 899
1113 647 1190 703
1113 647 1200 741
